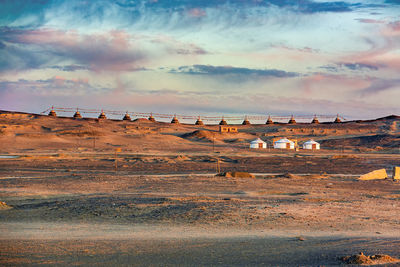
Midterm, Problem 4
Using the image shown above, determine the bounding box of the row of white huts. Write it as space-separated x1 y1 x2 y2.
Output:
250 138 320 150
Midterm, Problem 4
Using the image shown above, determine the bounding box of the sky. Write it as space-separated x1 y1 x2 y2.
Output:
0 0 400 120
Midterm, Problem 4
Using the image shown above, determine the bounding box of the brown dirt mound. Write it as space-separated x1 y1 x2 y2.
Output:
181 130 215 142
218 172 255 178
224 138 245 143
175 155 190 161
341 252 399 265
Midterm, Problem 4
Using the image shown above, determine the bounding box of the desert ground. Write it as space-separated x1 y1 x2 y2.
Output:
0 110 399 266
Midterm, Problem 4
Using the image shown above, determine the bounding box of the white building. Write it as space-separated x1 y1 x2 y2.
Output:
250 138 267 149
274 138 295 149
302 140 320 150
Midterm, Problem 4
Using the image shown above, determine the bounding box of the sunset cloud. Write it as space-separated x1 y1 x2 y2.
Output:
170 65 299 78
1 0 400 119
0 28 147 72
0 28 208 72
359 78 400 96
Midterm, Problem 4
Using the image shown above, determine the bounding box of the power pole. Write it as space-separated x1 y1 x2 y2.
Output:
115 150 118 172
114 148 121 172
213 133 215 152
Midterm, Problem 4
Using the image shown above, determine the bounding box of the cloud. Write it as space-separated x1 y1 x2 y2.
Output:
332 20 400 73
170 65 299 78
124 0 362 13
0 0 383 30
0 40 50 71
356 18 385 24
50 65 89 72
150 35 207 55
388 21 400 32
0 28 147 72
144 0 378 14
359 78 400 96
320 62 380 72
188 8 207 18
385 0 400 4
1 0 399 120
0 27 208 72
0 0 51 27
343 63 379 71
269 43 320 53
0 76 99 95
267 0 360 13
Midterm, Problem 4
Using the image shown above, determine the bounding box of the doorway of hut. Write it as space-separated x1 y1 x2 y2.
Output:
312 144 317 149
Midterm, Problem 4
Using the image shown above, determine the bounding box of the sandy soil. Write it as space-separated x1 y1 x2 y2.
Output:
0 111 400 266
1 172 400 266
1 233 400 266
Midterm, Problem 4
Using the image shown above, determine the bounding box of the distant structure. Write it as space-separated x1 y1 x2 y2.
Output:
98 110 107 119
122 112 131 121
266 116 274 124
48 107 57 117
242 116 251 125
334 114 342 123
148 113 156 122
303 140 320 150
219 117 228 125
250 138 266 149
311 115 319 124
171 115 180 124
288 115 296 124
274 138 295 149
73 109 82 119
195 117 204 125
41 105 345 126
219 126 238 133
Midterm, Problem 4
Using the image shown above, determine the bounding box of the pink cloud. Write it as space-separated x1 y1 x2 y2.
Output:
338 21 400 72
150 35 207 55
389 21 400 32
271 44 320 54
356 18 385 24
3 28 146 72
299 73 369 96
188 8 207 17
2 28 208 72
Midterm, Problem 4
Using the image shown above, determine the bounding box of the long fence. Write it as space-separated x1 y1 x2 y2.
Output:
41 106 345 124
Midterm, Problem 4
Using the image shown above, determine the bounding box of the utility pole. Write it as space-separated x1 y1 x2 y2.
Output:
115 148 122 172
77 129 81 151
216 158 221 174
115 150 117 172
213 133 215 152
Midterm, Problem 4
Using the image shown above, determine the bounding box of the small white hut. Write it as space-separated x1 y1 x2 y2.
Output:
250 138 267 149
274 138 295 149
303 140 320 150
